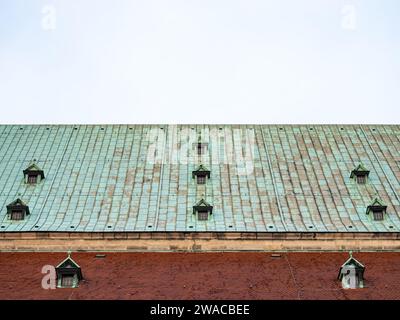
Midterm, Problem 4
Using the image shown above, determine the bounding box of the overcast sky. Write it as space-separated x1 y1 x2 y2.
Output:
0 0 399 124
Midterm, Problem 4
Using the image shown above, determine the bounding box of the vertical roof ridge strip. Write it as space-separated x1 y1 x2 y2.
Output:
359 125 400 205
57 125 90 230
153 125 168 230
104 125 123 229
30 125 75 228
79 125 102 231
247 126 268 231
275 126 296 230
288 127 314 231
311 127 336 230
130 125 145 231
260 126 287 230
307 126 332 231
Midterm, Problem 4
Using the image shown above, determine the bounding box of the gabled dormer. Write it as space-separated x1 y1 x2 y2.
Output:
192 164 211 185
338 252 365 289
23 163 45 185
56 253 83 288
366 197 387 221
350 163 370 184
193 199 213 221
6 198 30 221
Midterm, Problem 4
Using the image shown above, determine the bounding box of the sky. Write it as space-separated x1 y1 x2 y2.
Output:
0 0 399 124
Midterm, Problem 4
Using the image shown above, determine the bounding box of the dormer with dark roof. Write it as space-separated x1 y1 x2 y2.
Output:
23 163 45 185
56 253 83 288
366 197 387 221
338 252 365 289
350 163 370 184
6 199 30 221
193 199 213 221
192 164 211 185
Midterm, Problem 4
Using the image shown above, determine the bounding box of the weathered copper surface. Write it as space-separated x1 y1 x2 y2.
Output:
0 125 399 232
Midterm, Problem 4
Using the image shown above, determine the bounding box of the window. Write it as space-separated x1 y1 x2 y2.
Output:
198 210 209 221
197 176 206 185
193 199 213 220
6 198 29 221
23 163 45 184
197 143 204 155
356 175 366 184
11 210 23 221
61 275 74 287
192 165 211 183
28 175 37 184
350 164 370 184
338 253 365 289
373 210 384 221
366 197 387 221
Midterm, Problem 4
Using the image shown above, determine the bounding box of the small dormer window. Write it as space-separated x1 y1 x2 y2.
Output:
350 164 370 185
6 199 30 221
192 164 211 185
23 163 45 185
193 199 213 221
338 252 365 289
366 197 387 221
56 253 83 288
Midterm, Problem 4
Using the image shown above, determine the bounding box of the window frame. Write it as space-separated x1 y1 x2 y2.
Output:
372 210 384 221
27 174 38 184
60 274 75 288
356 175 367 184
197 175 206 185
10 210 24 221
197 210 209 221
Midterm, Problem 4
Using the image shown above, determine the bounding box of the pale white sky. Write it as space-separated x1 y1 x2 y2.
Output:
0 0 399 124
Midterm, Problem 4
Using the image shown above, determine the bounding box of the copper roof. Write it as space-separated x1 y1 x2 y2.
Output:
0 124 399 232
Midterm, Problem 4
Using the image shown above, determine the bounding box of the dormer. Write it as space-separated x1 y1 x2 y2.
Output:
193 199 213 221
23 163 45 184
350 163 370 184
338 252 365 289
192 164 211 185
56 253 83 288
6 198 30 221
366 197 387 221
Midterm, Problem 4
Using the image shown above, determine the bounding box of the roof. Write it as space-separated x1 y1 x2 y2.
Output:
56 253 81 269
0 124 399 233
1 251 400 300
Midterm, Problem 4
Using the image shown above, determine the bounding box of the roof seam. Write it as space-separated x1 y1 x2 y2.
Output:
261 127 287 230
